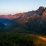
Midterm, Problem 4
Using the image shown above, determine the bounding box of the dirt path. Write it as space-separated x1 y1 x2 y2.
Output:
38 36 46 42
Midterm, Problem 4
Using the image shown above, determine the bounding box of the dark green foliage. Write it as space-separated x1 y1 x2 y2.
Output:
0 33 46 46
0 33 34 46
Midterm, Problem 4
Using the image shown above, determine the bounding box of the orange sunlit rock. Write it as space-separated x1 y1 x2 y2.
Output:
42 8 46 19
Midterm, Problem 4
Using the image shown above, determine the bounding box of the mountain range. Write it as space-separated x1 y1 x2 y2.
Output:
0 6 46 35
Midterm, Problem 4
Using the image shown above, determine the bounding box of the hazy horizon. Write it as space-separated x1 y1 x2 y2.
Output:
0 0 46 15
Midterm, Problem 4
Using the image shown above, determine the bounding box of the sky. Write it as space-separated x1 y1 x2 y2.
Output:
0 0 46 15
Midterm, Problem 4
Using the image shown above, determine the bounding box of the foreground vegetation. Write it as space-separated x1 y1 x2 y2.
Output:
0 33 46 46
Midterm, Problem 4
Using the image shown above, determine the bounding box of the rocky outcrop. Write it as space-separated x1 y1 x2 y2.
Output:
42 8 46 19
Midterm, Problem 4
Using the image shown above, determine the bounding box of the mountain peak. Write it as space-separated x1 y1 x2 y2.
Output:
39 6 45 9
38 6 45 10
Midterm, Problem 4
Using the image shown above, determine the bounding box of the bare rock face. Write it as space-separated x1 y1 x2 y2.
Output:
42 8 46 19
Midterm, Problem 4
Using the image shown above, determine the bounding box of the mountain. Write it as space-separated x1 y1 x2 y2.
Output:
0 13 25 19
0 6 46 35
18 6 46 24
0 6 46 21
